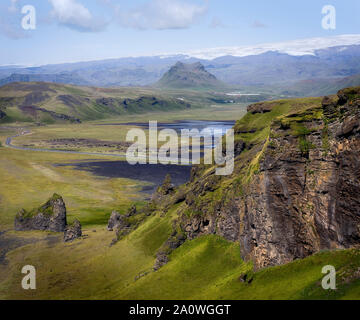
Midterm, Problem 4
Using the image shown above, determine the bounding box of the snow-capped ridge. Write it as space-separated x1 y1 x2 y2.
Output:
163 34 360 60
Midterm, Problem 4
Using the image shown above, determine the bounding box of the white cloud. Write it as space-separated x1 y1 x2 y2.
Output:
49 0 107 32
117 0 208 30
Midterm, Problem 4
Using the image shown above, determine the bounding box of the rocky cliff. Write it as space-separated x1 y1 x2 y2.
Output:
240 88 360 268
150 87 360 270
15 194 82 242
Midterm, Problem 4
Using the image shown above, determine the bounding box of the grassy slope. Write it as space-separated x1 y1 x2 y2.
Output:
121 236 360 300
0 205 177 300
0 82 202 124
2 229 360 299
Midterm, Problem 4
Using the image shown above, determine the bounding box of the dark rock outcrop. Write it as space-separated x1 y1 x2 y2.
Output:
0 109 7 119
107 211 125 231
153 230 186 271
64 219 82 242
107 210 132 244
152 174 175 204
14 194 84 243
106 202 157 246
153 253 169 271
125 205 137 217
247 102 276 114
15 194 67 232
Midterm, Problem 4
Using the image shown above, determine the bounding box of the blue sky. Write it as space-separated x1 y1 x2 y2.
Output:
0 0 359 65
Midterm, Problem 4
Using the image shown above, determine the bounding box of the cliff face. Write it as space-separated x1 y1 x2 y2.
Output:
153 87 360 270
241 89 360 268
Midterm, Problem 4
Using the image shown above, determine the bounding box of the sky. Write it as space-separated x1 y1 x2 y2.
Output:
0 0 359 66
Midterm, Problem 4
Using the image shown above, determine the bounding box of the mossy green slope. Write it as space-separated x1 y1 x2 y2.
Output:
121 236 360 300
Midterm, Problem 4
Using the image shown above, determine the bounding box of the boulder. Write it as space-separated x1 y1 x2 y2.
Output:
153 253 169 271
64 219 82 242
107 210 122 231
125 205 137 217
107 210 131 232
151 174 175 204
0 110 6 119
107 210 132 245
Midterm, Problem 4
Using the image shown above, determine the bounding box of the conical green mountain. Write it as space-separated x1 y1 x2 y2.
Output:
156 62 226 89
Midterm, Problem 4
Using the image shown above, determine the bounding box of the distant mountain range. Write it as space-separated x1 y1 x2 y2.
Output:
155 62 226 89
1 35 360 97
279 74 360 97
0 73 90 87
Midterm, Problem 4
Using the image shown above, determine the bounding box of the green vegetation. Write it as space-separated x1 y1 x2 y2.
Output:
291 123 315 156
341 87 360 102
234 98 321 143
122 236 360 300
298 136 315 156
2 228 360 299
276 107 322 156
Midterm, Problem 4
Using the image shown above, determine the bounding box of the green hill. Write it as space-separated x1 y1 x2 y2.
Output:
0 82 193 124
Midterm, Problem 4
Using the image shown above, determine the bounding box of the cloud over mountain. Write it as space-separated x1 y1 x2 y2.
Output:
49 0 107 32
